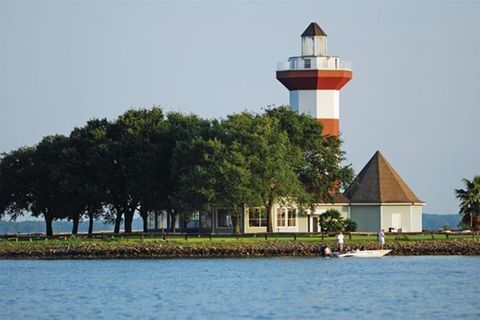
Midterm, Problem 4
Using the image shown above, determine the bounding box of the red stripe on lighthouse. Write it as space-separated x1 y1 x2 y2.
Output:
276 70 352 90
317 118 339 136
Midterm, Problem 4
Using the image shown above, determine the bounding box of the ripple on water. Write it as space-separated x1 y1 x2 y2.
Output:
0 257 479 320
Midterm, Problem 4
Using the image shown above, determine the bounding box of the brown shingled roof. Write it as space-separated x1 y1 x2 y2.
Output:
317 192 350 204
301 22 327 37
345 151 424 204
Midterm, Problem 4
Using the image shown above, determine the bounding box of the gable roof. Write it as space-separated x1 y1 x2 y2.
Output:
345 151 424 204
301 22 327 37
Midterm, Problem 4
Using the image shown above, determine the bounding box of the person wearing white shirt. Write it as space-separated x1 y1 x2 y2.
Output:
378 229 386 249
336 231 344 252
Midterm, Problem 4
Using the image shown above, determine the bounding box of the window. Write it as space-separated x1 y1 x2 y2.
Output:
249 208 267 227
186 211 199 229
200 212 212 229
304 59 311 69
217 209 233 228
288 208 296 227
290 59 298 69
277 208 286 227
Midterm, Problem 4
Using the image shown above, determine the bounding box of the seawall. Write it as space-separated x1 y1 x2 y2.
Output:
1 240 480 259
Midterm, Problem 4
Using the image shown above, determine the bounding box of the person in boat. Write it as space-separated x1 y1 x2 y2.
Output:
378 229 386 250
324 246 332 257
336 231 344 252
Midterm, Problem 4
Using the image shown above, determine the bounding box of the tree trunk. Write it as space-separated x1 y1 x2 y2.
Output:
170 212 177 233
124 210 134 233
140 207 148 232
114 212 122 234
475 211 480 231
234 214 241 234
88 210 94 235
72 214 79 235
45 215 53 237
266 203 274 233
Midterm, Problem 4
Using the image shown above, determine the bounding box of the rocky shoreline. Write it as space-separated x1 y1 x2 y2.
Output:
1 240 480 259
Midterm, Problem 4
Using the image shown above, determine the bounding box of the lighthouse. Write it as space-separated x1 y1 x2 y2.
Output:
276 23 352 136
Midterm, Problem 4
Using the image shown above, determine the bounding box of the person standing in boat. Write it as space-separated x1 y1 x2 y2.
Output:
336 231 345 252
378 229 386 249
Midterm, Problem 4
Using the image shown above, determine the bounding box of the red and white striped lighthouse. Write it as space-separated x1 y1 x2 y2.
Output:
276 23 352 136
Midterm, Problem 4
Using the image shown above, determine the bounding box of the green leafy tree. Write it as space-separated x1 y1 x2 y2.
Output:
103 107 166 233
1 136 78 236
319 209 345 232
455 176 480 230
174 118 257 234
237 112 305 232
162 112 213 232
32 135 81 236
265 106 354 205
0 147 36 222
69 119 111 234
343 218 357 232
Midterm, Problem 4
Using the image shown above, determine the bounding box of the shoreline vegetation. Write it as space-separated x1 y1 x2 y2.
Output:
1 233 479 259
0 107 355 236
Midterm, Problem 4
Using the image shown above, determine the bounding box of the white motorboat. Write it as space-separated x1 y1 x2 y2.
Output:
335 249 392 258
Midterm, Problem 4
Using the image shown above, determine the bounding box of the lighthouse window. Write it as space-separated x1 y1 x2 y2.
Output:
304 59 311 69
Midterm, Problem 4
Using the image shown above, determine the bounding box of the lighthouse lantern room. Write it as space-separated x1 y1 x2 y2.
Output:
276 22 352 136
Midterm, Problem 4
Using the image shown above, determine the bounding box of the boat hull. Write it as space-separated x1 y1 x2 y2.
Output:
336 250 392 258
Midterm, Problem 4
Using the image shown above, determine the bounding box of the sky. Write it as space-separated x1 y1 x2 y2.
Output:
0 0 479 215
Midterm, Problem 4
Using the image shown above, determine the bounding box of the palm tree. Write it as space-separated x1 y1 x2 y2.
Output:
319 209 345 232
455 176 480 230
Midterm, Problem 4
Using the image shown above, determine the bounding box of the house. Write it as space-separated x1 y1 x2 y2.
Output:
344 151 424 232
146 151 424 233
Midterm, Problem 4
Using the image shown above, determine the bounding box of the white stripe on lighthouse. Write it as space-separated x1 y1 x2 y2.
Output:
290 90 339 119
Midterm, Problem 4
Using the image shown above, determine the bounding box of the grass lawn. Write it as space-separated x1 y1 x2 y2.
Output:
0 232 476 250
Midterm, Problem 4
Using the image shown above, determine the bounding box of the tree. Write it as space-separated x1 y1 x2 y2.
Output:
0 136 78 236
455 176 480 230
0 147 36 222
162 112 213 232
235 112 306 232
343 219 357 232
69 119 111 235
31 135 81 236
174 128 256 234
318 209 345 232
102 107 166 233
265 106 354 205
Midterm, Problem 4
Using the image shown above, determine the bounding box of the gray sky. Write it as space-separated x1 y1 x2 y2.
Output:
1 0 479 215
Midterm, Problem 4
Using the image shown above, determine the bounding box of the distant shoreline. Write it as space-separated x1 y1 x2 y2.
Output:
1 239 479 259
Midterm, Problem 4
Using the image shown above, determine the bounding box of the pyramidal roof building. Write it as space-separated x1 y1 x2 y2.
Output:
345 151 423 204
339 151 424 232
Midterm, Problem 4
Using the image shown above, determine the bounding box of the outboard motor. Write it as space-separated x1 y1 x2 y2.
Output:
320 245 332 257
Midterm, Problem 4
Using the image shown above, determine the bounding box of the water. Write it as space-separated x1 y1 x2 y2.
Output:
1 256 479 319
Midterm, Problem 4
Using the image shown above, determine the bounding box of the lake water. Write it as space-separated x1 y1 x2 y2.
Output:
1 256 479 319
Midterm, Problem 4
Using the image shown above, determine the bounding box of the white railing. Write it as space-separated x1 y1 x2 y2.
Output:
277 61 290 70
339 59 351 70
277 57 352 71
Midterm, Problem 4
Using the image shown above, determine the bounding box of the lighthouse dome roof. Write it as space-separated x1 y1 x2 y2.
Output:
301 22 327 37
